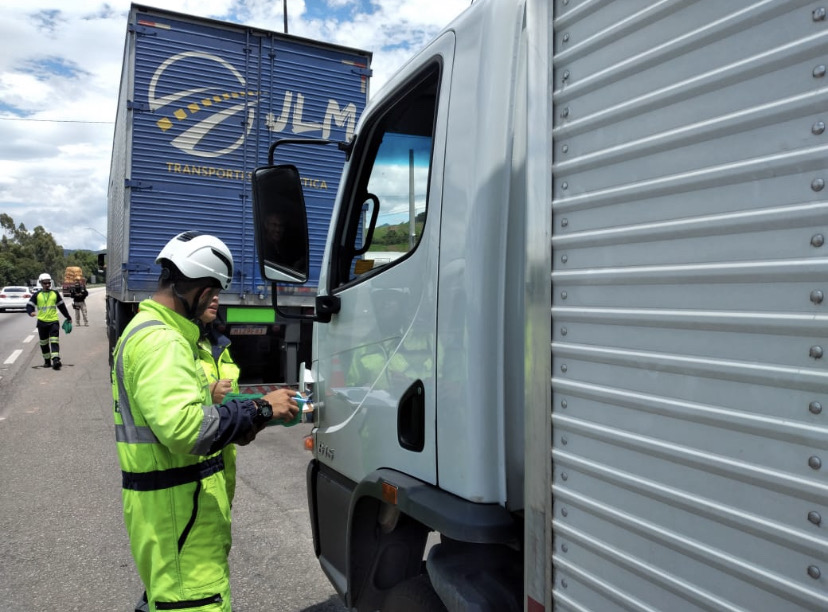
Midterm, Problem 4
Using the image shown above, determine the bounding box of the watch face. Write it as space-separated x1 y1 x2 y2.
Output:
259 401 273 419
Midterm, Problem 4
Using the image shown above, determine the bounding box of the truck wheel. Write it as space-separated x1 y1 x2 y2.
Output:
382 575 447 612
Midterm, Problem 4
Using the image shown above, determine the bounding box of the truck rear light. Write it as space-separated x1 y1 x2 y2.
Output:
303 435 313 451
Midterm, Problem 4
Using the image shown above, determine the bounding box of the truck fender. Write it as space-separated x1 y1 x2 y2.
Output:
352 469 519 545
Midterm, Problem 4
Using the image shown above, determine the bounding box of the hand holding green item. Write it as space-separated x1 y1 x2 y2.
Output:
62 319 73 334
224 392 304 427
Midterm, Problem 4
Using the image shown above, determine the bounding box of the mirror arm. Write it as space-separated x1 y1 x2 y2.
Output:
338 139 354 161
271 283 318 322
314 294 341 324
268 138 336 165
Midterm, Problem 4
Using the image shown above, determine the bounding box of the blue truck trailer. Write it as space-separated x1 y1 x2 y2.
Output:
106 3 371 382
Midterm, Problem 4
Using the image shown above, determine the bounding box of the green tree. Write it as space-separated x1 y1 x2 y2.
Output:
0 214 66 286
382 228 400 245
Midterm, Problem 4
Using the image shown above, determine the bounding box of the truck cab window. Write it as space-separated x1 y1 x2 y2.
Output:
335 66 439 287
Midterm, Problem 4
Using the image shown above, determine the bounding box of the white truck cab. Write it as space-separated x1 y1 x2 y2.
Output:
253 0 828 610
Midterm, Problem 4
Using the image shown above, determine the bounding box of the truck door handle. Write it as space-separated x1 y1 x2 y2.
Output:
397 380 425 452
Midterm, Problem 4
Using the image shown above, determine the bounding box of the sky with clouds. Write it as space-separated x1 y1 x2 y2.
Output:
0 0 471 252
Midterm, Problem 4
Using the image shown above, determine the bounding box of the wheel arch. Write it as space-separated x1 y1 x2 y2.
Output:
345 469 519 610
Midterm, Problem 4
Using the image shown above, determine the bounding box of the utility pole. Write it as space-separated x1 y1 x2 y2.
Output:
283 0 288 33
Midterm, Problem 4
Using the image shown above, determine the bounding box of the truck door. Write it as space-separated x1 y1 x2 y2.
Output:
314 37 454 487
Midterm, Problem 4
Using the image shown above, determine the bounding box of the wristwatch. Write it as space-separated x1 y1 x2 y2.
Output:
252 398 273 425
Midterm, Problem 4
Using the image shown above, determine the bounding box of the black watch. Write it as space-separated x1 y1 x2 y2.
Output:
252 398 273 425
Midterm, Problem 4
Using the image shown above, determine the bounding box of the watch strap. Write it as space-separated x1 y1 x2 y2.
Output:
252 398 273 423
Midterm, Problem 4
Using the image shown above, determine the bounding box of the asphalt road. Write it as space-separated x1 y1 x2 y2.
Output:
0 288 346 612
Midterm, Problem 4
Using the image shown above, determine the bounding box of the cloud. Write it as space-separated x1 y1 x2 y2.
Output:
0 0 470 250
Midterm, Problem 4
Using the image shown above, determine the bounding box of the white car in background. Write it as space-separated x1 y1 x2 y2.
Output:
0 286 33 312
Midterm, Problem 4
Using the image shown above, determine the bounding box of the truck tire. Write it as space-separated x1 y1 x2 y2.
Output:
382 575 447 612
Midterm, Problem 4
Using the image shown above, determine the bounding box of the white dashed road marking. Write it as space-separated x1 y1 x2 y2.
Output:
23 334 35 343
4 349 22 365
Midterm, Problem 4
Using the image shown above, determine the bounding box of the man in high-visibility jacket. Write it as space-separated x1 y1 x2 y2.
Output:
112 232 300 612
26 272 72 370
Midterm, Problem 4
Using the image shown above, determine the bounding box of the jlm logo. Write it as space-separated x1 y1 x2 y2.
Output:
149 51 358 159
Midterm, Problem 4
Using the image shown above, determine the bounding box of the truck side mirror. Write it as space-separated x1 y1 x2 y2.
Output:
251 164 310 283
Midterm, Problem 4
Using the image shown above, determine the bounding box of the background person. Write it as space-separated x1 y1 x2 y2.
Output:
70 280 89 326
112 231 300 612
198 294 240 506
26 272 72 370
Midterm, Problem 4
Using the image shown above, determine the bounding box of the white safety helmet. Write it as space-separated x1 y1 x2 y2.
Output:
155 231 234 290
38 273 52 284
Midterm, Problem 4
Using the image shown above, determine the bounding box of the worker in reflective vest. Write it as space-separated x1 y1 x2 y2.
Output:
112 232 300 612
26 272 72 370
197 294 241 506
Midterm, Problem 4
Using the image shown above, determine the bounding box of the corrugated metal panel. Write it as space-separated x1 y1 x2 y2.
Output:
551 1 828 610
123 6 369 297
106 30 132 298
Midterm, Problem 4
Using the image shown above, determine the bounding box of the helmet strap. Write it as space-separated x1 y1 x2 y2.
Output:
172 283 215 322
171 282 199 321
